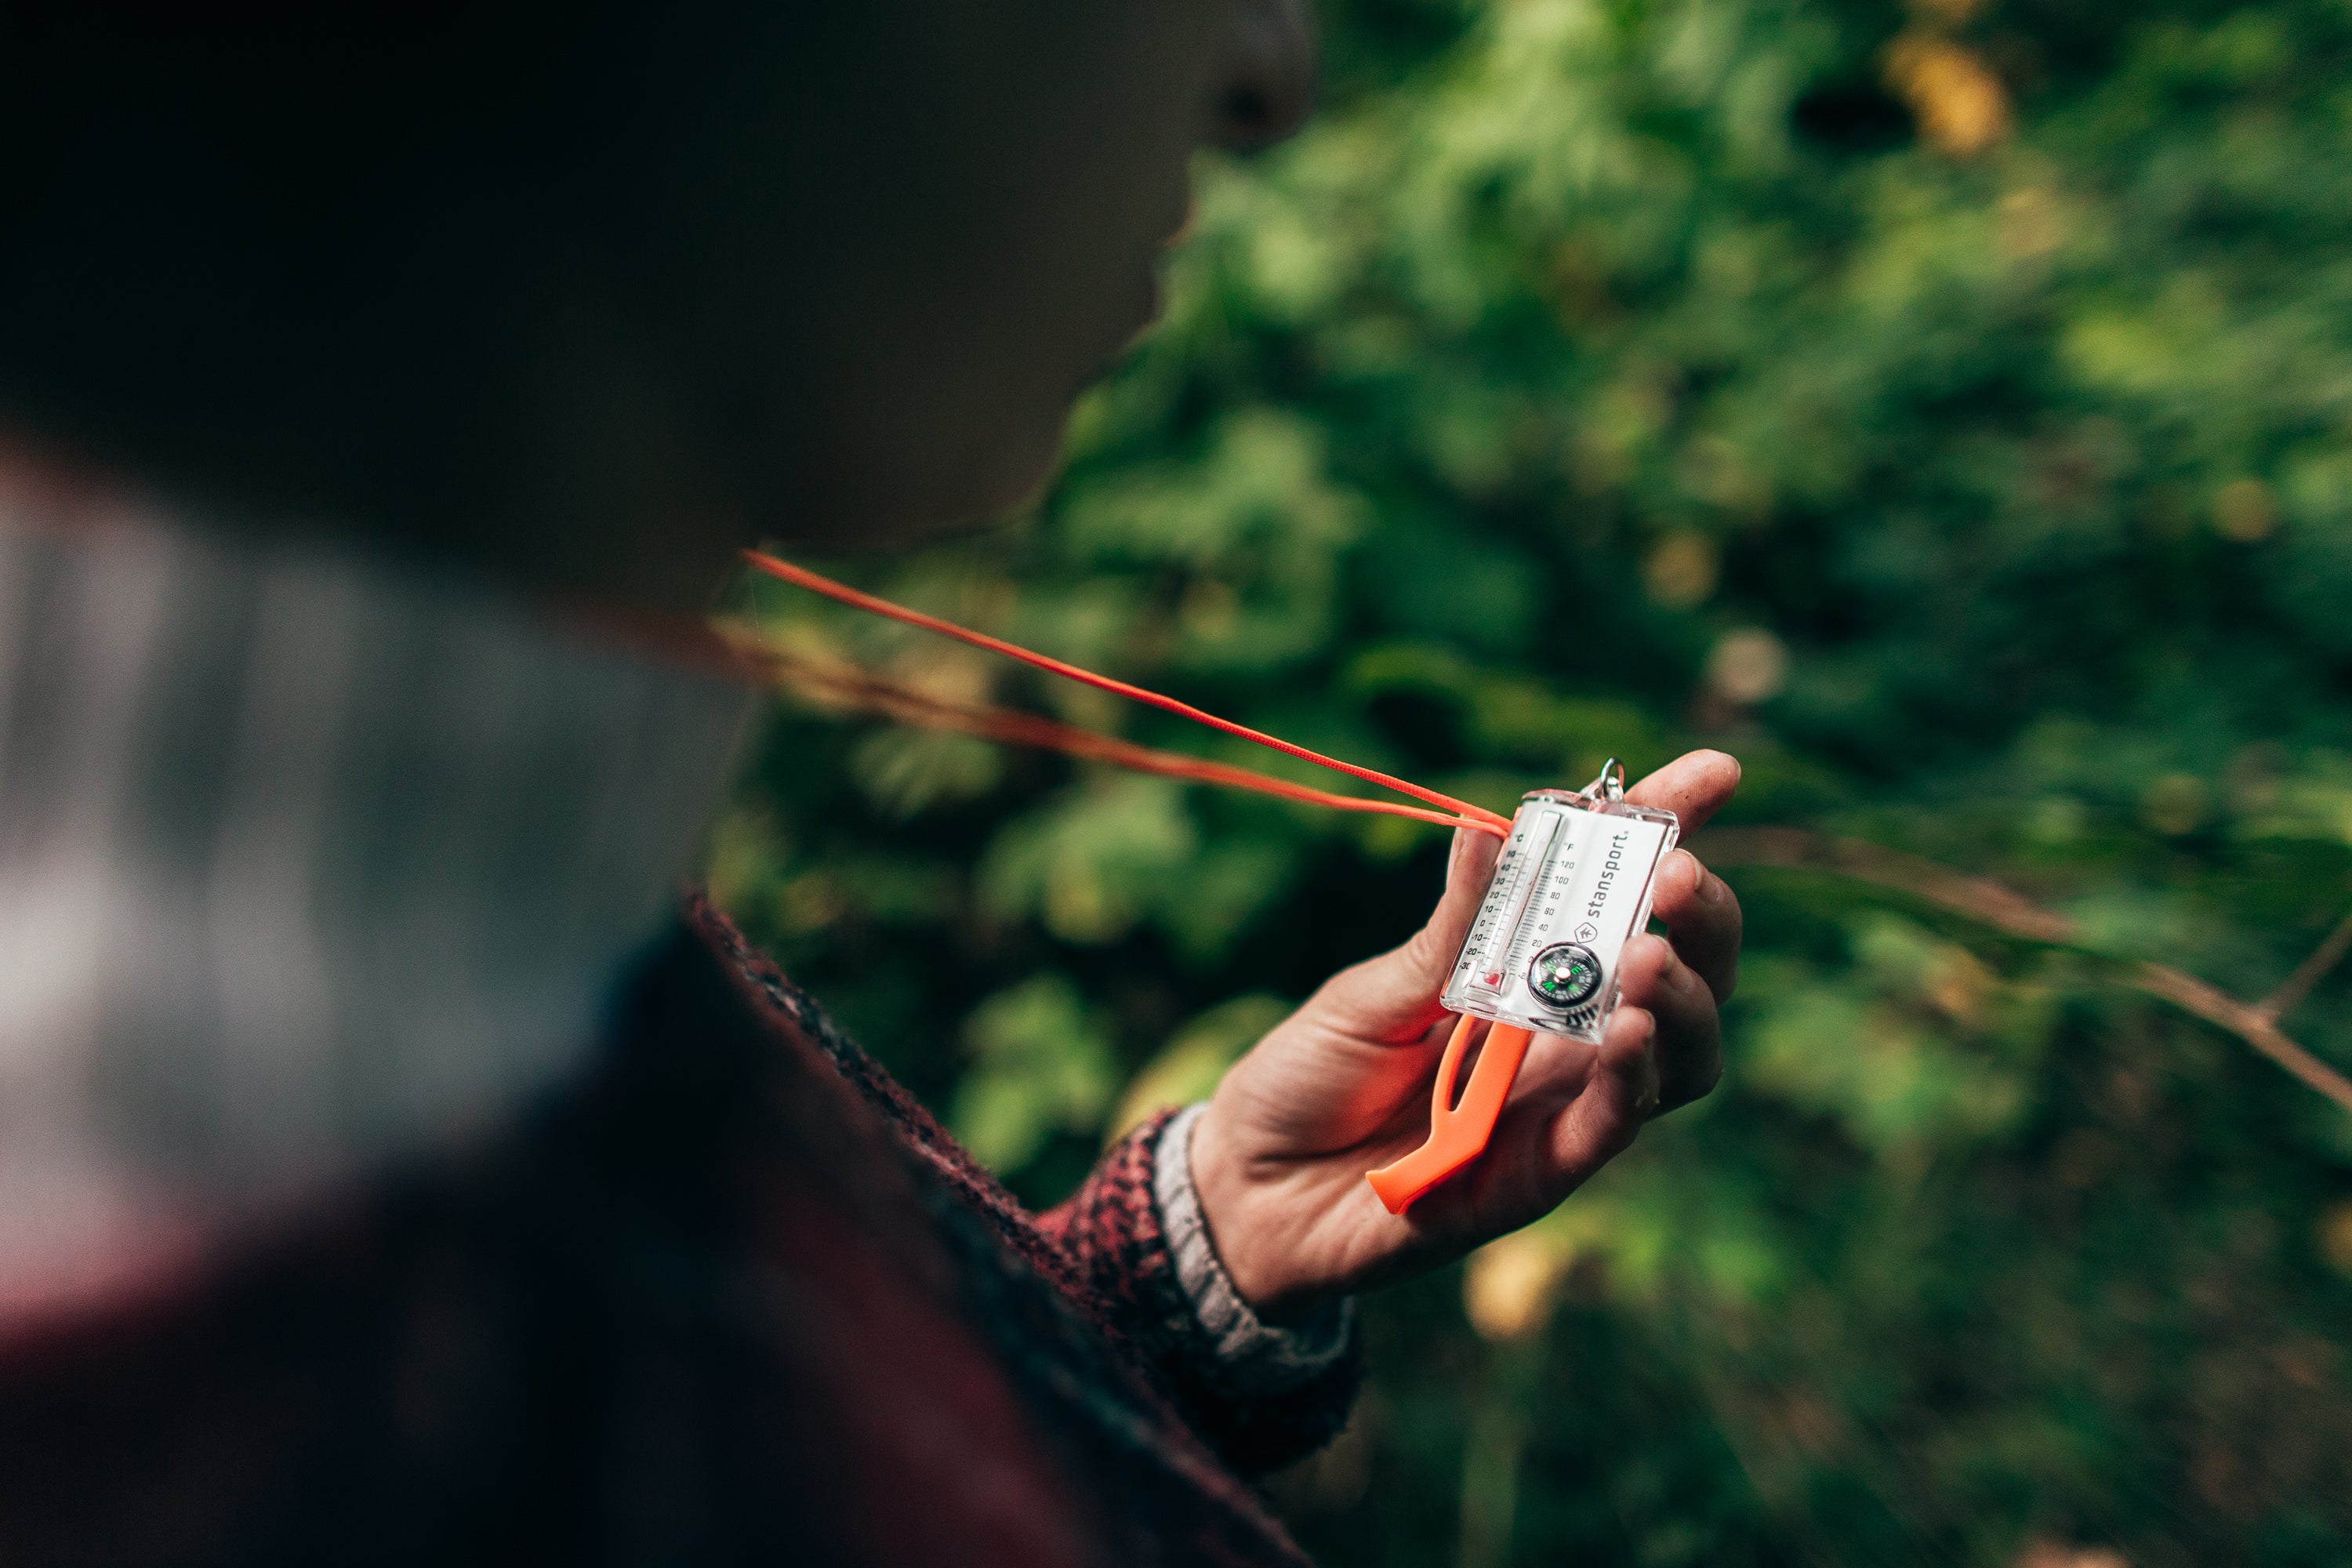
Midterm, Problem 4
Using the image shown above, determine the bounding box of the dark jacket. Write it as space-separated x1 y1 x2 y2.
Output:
0 895 1358 1566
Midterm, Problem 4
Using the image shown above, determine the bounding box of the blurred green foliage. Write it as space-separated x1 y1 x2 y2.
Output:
711 0 2352 1560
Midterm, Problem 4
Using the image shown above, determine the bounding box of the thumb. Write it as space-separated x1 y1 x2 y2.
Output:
1329 826 1502 1034
1415 826 1504 983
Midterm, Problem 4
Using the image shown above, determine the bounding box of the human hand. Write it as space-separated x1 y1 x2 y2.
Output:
1189 750 1743 1317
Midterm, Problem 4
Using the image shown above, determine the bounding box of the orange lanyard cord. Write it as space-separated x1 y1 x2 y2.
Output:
745 641 1497 835
740 550 1512 839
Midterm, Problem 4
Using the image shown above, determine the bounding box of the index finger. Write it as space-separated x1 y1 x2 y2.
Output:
1624 750 1741 833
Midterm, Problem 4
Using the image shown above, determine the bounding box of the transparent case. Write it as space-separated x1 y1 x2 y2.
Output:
1439 786 1679 1043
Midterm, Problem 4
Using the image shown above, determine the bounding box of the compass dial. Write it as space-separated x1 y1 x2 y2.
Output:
1527 942 1603 1011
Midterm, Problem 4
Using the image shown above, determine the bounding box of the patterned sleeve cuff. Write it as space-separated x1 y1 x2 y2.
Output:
1037 1103 1363 1475
1151 1102 1355 1396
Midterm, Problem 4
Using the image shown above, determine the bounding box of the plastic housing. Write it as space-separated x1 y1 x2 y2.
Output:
1438 789 1679 1043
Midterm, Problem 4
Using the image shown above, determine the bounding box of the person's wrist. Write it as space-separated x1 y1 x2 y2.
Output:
1189 1101 1334 1323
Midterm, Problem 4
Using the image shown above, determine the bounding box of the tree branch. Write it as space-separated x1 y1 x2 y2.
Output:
1695 827 2352 1119
2257 906 2352 1023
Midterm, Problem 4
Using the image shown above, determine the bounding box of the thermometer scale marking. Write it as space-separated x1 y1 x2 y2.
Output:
1454 825 1541 982
1497 819 1578 991
1464 813 1562 995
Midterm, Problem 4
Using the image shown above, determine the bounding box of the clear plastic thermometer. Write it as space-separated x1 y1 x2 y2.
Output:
1366 760 1679 1214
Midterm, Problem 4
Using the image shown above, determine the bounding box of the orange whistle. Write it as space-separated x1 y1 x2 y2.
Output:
1366 1015 1537 1214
